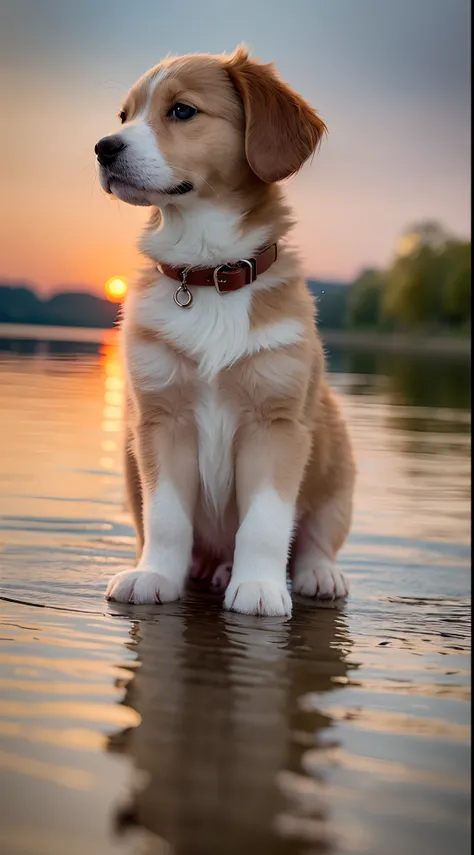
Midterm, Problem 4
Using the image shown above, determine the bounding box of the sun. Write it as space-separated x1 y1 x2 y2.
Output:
105 276 128 303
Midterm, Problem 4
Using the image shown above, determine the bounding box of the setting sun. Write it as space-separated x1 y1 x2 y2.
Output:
105 277 128 302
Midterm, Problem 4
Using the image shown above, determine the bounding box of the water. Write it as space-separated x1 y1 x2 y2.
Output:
0 330 470 855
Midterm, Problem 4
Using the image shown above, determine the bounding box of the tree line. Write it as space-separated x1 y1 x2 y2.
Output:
0 286 119 328
314 222 470 334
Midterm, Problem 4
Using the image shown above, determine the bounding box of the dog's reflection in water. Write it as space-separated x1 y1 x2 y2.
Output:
107 593 354 855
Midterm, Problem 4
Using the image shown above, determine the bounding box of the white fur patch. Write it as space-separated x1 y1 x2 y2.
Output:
224 488 295 616
140 479 193 576
247 319 304 355
195 380 237 515
225 579 292 617
141 200 271 267
114 118 174 193
106 569 181 605
106 478 192 604
130 282 303 382
133 282 250 380
151 67 171 87
133 284 304 381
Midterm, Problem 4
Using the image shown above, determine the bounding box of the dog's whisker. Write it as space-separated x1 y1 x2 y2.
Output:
90 173 100 201
75 163 96 180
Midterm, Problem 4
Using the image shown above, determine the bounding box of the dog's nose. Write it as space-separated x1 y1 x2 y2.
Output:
95 135 125 166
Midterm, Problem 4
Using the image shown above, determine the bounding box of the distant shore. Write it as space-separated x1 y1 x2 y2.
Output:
321 329 470 356
0 323 118 344
0 322 470 357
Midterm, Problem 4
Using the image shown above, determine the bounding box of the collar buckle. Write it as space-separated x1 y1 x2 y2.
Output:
212 264 227 294
213 258 256 295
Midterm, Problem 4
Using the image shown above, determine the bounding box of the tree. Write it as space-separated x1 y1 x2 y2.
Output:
347 268 384 329
442 241 471 328
382 221 469 331
395 221 450 257
382 246 445 329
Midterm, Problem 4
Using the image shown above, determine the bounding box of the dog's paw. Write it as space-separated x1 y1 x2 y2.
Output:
292 558 348 601
106 569 181 604
224 579 292 617
210 562 232 593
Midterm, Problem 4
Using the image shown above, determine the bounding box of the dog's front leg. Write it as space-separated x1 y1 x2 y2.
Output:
224 418 310 617
106 417 198 605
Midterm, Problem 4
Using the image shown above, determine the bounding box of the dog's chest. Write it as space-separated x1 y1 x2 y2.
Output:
126 280 303 514
133 280 254 381
128 286 249 513
194 379 237 514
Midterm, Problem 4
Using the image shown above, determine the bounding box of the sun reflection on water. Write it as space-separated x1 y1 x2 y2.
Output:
99 339 124 473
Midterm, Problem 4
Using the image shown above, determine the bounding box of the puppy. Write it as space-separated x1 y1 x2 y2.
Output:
96 47 355 617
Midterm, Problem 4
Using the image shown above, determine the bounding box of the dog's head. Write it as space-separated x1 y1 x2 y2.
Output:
95 47 326 207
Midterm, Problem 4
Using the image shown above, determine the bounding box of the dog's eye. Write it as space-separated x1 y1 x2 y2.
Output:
167 103 198 121
118 110 127 124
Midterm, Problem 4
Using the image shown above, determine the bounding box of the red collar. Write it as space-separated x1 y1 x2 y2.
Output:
158 243 278 307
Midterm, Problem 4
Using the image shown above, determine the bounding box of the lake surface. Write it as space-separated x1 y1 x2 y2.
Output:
0 330 470 855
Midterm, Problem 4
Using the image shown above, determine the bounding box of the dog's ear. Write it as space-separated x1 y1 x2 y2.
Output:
226 46 327 184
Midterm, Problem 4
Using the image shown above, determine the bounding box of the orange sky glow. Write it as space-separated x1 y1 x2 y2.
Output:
1 1 470 297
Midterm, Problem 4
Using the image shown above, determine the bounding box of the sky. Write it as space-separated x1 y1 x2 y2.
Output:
0 0 470 295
